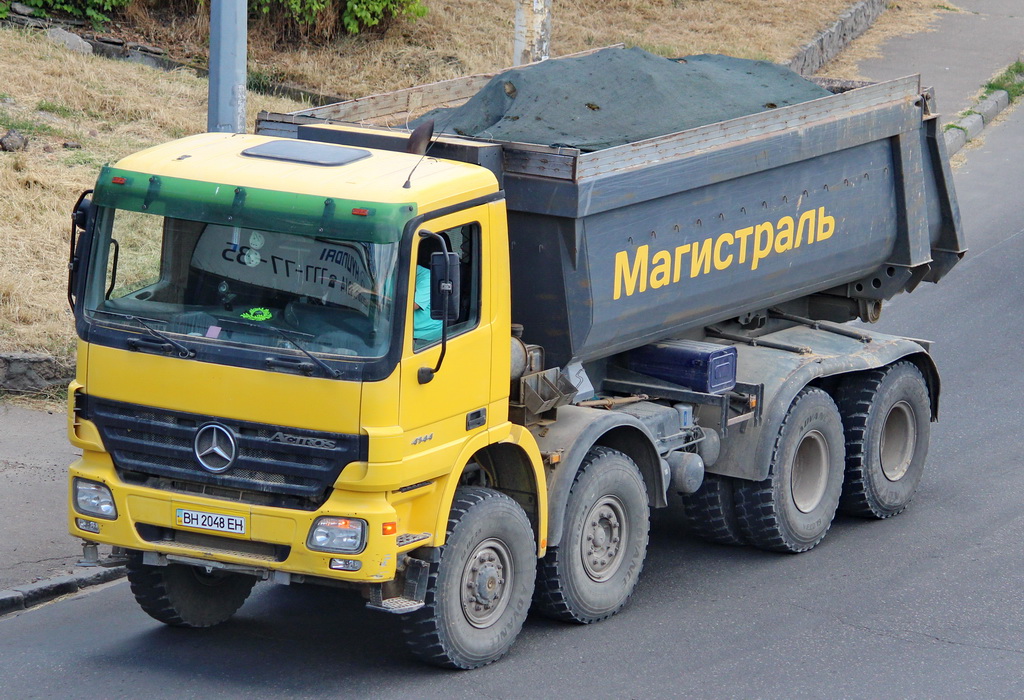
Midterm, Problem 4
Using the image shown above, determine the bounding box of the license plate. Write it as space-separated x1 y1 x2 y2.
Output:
175 508 247 535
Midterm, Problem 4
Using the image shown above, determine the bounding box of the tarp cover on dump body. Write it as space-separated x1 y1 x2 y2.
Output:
411 48 830 151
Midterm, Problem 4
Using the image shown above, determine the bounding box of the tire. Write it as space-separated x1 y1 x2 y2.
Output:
126 552 257 628
402 487 535 670
836 362 931 519
534 446 650 623
679 473 745 546
735 388 845 553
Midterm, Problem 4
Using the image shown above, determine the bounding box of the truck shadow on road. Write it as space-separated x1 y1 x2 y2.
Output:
94 510 887 692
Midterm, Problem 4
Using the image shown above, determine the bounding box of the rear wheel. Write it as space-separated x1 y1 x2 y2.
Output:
126 552 257 628
534 447 649 623
679 473 745 545
735 388 845 553
836 362 931 518
402 487 535 669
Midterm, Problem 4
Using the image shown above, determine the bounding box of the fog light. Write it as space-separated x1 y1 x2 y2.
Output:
329 558 362 571
73 479 117 520
307 517 366 554
76 518 100 534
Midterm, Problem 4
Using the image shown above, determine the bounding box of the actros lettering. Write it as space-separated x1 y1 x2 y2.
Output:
268 431 337 449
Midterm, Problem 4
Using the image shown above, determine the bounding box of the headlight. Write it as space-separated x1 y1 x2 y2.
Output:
73 478 117 520
307 517 366 554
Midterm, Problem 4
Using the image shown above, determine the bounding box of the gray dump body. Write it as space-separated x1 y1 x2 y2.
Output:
258 62 964 369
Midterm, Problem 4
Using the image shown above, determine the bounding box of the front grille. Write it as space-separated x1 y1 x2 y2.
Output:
85 396 367 508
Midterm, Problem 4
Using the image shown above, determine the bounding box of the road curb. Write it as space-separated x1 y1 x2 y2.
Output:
943 52 1024 157
944 88 1014 157
0 566 125 616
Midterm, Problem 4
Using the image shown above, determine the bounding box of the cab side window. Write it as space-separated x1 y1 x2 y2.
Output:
413 223 480 350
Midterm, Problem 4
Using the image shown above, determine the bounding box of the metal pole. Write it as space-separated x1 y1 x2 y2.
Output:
513 0 551 66
208 0 247 133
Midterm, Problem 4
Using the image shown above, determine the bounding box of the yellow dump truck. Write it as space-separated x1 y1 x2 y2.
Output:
67 50 963 668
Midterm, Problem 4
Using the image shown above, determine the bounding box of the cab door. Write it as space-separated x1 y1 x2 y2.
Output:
398 207 494 471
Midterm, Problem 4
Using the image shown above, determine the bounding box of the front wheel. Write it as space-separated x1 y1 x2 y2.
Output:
534 446 650 623
126 552 257 628
402 487 535 670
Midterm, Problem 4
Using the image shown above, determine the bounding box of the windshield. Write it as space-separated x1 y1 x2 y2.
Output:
83 207 400 359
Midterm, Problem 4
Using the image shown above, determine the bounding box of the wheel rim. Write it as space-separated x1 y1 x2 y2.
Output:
880 400 916 482
460 537 514 629
791 430 829 513
581 495 627 582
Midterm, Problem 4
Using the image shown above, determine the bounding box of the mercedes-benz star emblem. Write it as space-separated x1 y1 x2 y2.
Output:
193 423 237 473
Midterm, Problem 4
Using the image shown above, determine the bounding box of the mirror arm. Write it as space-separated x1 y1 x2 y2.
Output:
418 230 452 384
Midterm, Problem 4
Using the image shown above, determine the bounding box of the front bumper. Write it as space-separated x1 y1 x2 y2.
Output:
69 450 413 582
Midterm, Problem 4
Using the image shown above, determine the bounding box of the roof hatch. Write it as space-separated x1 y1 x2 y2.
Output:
240 140 371 167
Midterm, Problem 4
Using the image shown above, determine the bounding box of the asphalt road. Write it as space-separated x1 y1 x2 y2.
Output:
3 108 1024 697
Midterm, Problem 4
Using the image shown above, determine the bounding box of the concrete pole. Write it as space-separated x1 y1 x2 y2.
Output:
208 0 247 133
513 0 551 66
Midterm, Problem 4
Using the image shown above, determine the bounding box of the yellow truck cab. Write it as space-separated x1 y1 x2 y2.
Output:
69 132 549 665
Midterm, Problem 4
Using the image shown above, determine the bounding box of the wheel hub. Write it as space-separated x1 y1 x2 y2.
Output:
880 400 916 481
581 496 627 582
461 538 513 628
791 429 829 514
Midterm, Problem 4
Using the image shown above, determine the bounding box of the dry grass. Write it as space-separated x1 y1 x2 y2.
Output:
0 27 305 358
121 0 864 99
0 0 880 366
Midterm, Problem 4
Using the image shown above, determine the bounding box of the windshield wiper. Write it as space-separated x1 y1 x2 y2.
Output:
130 316 195 359
90 309 195 359
218 316 341 379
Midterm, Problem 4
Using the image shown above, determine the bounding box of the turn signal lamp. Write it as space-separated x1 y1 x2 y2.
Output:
382 522 397 536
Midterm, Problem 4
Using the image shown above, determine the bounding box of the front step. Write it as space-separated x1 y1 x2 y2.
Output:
366 596 425 614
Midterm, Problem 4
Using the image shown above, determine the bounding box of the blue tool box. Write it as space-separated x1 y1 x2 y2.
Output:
627 339 738 394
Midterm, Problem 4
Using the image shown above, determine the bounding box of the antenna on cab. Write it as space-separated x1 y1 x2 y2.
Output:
403 120 435 189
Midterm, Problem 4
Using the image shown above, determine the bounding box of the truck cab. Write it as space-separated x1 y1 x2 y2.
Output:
68 132 547 621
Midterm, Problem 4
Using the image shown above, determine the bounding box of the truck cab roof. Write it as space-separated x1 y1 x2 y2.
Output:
109 132 500 215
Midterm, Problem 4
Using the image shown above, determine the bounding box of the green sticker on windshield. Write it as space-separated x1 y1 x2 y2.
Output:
241 307 272 322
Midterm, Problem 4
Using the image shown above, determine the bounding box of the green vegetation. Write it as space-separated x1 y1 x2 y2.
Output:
37 100 79 118
7 0 427 36
15 0 132 26
63 150 105 167
0 109 59 135
984 61 1024 102
247 68 287 95
336 0 427 34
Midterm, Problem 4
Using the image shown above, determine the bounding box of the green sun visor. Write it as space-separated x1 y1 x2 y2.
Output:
92 166 417 243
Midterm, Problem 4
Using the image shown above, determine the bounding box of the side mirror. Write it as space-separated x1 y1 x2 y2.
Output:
74 197 92 230
429 251 461 321
68 190 93 311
